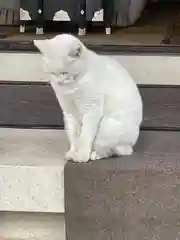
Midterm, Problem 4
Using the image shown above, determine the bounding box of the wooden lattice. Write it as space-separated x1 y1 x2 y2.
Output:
0 8 19 25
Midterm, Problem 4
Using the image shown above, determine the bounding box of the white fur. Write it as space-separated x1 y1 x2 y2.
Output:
34 34 143 162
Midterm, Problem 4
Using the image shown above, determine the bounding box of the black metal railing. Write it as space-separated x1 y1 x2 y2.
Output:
78 0 86 35
20 0 114 35
103 0 113 35
36 0 44 34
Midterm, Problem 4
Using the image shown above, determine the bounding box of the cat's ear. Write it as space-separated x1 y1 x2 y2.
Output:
68 43 82 59
33 39 49 54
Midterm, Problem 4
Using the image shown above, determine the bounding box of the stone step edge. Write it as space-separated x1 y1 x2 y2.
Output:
0 128 67 213
0 165 64 213
1 52 180 85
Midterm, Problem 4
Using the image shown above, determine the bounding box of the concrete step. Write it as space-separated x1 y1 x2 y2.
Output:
0 52 180 85
0 128 67 239
0 128 67 213
0 212 65 240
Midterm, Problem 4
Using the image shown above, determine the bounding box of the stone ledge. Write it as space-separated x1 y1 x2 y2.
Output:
1 52 180 85
0 128 68 213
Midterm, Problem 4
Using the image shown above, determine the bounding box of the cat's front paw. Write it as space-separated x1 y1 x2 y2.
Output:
90 151 105 161
72 150 90 163
65 149 75 161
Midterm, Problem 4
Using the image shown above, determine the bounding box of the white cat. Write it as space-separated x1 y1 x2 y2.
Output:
34 34 143 163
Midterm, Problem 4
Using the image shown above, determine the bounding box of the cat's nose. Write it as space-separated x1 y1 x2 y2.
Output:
61 72 68 75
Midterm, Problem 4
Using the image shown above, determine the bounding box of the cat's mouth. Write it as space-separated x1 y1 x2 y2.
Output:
58 72 75 85
50 71 77 85
51 71 69 83
60 72 68 76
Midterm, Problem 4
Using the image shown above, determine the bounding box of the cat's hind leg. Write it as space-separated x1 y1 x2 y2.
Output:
114 144 133 156
92 116 139 159
90 144 133 160
90 151 111 161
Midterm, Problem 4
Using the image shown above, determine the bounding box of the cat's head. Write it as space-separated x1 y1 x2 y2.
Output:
34 34 87 84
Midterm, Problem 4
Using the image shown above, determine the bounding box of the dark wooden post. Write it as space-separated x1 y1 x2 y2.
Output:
103 0 113 35
36 0 44 35
78 0 86 36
